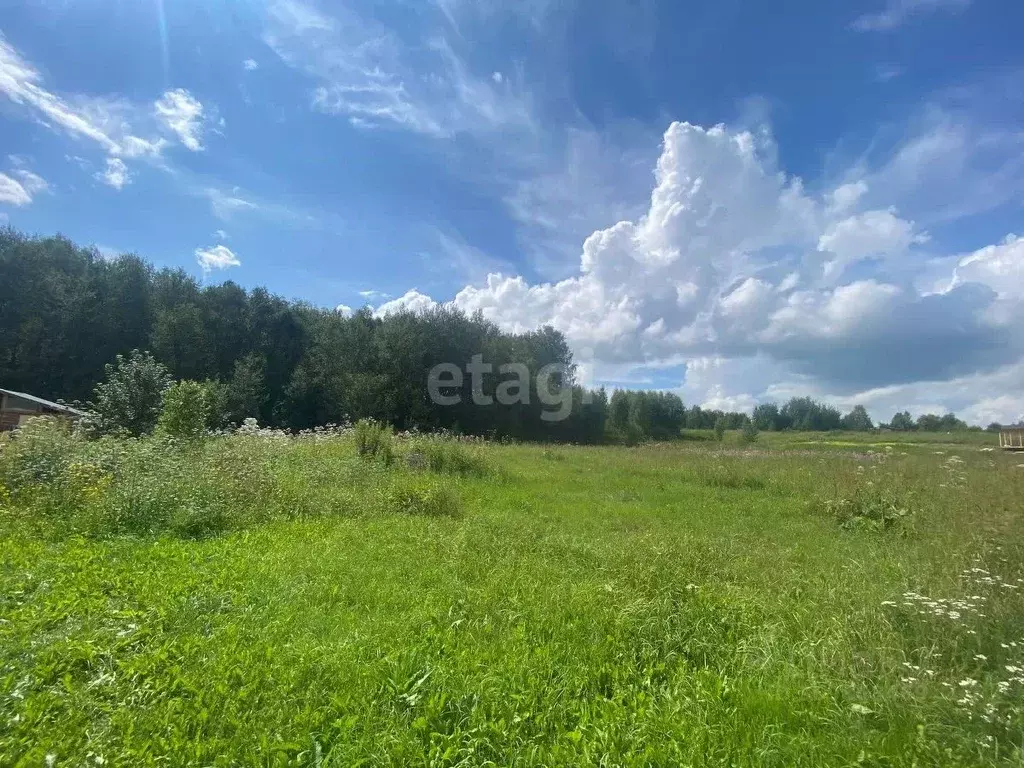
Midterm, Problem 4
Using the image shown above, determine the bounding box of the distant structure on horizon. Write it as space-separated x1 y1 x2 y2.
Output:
998 423 1024 451
0 388 85 432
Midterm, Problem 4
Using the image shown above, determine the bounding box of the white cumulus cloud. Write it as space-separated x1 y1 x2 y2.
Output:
96 157 131 189
154 89 206 151
377 119 1023 419
374 290 438 317
195 244 241 273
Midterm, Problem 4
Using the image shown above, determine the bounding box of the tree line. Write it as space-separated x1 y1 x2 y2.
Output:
0 229 981 442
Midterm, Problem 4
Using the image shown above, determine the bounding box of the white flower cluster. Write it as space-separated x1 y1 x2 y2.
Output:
886 591 986 624
962 566 1022 591
944 655 1024 724
223 418 355 442
938 455 967 489
885 564 1024 732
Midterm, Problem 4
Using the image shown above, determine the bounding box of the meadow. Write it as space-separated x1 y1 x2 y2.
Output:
1 420 1023 766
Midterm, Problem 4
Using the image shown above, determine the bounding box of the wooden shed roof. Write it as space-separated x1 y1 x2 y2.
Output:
0 388 86 417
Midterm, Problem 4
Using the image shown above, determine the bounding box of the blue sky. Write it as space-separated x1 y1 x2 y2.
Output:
2 0 1023 423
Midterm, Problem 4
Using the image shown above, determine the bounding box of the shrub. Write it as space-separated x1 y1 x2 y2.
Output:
354 419 395 466
823 485 915 533
158 380 213 439
713 417 727 441
90 349 172 436
0 416 79 489
740 423 760 444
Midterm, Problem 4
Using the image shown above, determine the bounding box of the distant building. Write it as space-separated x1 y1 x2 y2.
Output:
0 388 86 432
999 424 1024 451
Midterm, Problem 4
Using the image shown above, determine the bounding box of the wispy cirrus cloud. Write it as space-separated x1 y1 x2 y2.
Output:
0 156 48 206
0 171 35 206
0 34 214 187
502 125 660 279
262 0 534 138
202 187 259 220
852 0 971 32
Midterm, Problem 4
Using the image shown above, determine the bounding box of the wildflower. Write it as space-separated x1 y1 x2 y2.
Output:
974 654 987 661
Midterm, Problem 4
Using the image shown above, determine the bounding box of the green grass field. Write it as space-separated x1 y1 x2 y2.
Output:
2 423 1023 766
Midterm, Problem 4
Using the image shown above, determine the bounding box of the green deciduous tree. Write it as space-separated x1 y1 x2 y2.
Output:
890 411 915 431
841 405 874 431
91 350 172 436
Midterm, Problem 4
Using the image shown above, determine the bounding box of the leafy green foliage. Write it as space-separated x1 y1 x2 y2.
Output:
752 402 781 430
740 421 759 443
824 489 915 533
89 349 172 436
840 404 874 431
781 396 842 431
916 412 969 431
890 410 916 430
608 389 686 442
1 229 987 445
157 379 213 439
883 410 970 432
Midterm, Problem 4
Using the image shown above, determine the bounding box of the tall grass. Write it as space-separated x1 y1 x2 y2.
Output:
0 417 478 537
1 423 1022 765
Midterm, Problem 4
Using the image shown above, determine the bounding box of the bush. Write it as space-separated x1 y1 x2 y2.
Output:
713 417 727 441
158 380 213 439
740 423 759 444
354 419 395 466
823 485 915 533
0 416 80 490
90 350 172 436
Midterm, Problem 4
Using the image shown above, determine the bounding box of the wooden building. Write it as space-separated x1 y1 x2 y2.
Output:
999 424 1024 451
0 388 86 432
